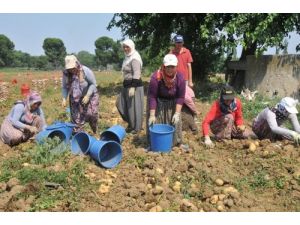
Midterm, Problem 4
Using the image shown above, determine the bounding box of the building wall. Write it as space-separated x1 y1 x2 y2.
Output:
245 54 300 98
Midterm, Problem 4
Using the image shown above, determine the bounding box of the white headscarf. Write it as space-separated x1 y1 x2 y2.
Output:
122 39 143 71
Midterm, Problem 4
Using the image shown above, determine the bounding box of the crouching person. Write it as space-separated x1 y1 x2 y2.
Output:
181 85 199 133
0 91 46 146
252 97 300 144
202 85 249 148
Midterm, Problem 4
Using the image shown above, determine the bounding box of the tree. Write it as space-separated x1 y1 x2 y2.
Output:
77 51 96 69
12 50 31 68
31 56 49 70
0 34 15 67
108 14 226 79
108 13 300 82
94 36 122 69
42 38 67 69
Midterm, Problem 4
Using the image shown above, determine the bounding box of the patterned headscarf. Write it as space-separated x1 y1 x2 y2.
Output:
21 91 42 124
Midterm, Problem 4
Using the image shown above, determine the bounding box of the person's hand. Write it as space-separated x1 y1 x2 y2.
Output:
62 98 67 107
128 87 135 97
172 112 180 125
25 125 38 134
237 124 246 132
148 110 156 126
204 136 214 148
82 95 90 105
188 81 194 88
291 131 300 145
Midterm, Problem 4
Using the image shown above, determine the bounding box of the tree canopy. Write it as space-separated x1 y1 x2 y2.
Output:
108 13 300 80
0 34 15 67
94 36 122 69
42 38 67 69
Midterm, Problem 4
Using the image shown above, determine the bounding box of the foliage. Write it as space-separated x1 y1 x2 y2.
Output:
0 34 15 67
108 13 300 81
42 38 67 69
94 36 122 69
77 51 97 69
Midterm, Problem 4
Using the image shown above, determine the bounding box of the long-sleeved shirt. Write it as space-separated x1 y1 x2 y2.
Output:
202 98 244 136
184 85 197 114
62 65 97 99
122 59 142 80
8 103 46 130
253 107 300 138
148 71 186 110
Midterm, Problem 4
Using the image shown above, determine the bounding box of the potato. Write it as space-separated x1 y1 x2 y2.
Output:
215 178 224 186
254 140 260 147
248 142 256 152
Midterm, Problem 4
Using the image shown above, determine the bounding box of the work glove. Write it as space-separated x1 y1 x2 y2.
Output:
148 110 156 126
172 112 181 125
82 95 90 105
237 124 246 132
291 131 300 145
62 98 67 107
25 125 38 134
128 87 135 97
204 135 215 148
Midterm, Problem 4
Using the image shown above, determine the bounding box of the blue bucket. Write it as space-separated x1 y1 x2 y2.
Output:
35 122 75 144
71 132 97 155
149 124 175 152
89 140 122 169
100 125 126 144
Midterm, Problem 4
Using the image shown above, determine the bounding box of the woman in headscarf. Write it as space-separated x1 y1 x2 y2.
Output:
116 39 144 134
62 55 99 134
252 97 300 144
147 54 186 146
0 91 46 146
202 85 249 148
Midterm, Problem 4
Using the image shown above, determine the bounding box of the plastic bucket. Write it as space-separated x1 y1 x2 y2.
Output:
35 122 75 144
89 140 122 169
100 125 126 144
71 132 97 155
149 124 175 153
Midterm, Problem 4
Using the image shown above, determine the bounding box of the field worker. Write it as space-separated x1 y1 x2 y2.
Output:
62 55 99 134
0 91 46 146
252 97 300 144
170 34 194 88
202 85 249 148
147 54 186 146
181 85 199 133
116 39 144 134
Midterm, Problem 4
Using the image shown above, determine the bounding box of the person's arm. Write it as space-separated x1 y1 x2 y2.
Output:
187 50 193 87
202 101 218 136
175 75 186 106
131 59 142 80
9 104 27 129
148 73 159 110
235 99 244 126
62 72 69 99
84 67 97 97
187 63 193 87
289 113 300 133
38 108 47 130
266 110 295 139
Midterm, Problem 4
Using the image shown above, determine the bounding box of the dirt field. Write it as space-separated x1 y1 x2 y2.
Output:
0 70 299 212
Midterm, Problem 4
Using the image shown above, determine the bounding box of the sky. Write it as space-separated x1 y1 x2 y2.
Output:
0 13 122 56
0 13 299 57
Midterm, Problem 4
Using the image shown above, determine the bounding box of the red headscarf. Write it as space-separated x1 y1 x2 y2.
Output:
156 65 177 89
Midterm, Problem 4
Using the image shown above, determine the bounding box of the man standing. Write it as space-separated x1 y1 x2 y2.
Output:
170 34 194 87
